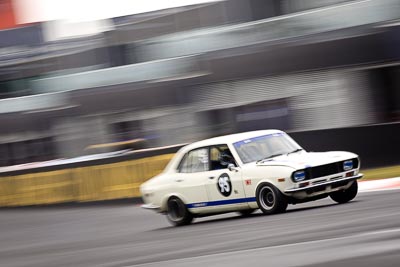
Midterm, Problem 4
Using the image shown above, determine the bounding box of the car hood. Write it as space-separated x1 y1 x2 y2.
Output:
255 151 358 170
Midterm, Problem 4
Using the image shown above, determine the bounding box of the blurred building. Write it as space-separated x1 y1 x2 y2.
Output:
1 0 400 166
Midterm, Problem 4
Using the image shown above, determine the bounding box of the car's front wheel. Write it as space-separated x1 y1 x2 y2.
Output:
256 183 288 215
166 196 193 226
330 180 358 204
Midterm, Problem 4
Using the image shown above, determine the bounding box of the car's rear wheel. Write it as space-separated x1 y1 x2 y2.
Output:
330 180 358 204
166 196 193 226
256 183 288 215
237 209 256 217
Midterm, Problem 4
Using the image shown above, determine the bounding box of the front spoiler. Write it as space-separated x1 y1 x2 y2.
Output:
141 203 161 210
284 174 363 193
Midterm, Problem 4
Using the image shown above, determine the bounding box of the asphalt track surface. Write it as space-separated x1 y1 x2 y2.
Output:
1 189 400 267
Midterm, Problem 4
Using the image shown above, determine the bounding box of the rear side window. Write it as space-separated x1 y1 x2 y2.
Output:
179 148 209 173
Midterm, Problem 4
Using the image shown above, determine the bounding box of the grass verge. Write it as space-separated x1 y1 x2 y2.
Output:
361 165 400 181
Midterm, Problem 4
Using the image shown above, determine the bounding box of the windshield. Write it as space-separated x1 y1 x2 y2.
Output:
233 133 302 164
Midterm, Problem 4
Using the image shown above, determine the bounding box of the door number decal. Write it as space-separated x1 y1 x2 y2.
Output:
217 173 232 197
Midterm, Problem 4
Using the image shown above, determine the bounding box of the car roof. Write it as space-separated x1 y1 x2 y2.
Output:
163 129 284 172
183 129 284 151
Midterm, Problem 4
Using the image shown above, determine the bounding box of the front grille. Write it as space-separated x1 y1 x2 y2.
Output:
310 162 339 178
294 158 359 181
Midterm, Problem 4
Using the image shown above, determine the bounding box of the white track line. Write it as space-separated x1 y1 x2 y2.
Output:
131 227 400 267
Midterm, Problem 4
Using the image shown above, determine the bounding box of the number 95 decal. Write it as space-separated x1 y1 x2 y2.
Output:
217 173 232 197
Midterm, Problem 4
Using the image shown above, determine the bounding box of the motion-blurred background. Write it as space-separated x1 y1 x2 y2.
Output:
1 0 400 169
3 2 400 265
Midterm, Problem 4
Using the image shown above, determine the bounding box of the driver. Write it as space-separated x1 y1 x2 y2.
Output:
219 149 235 167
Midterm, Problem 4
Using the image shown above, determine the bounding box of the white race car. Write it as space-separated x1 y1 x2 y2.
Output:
140 130 362 226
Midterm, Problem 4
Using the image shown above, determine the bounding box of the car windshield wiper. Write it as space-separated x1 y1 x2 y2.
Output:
286 148 304 155
256 153 284 163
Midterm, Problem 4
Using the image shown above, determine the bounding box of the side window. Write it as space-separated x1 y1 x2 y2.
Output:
179 148 209 173
210 145 236 171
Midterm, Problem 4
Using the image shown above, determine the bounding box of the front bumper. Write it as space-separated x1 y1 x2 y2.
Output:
284 173 363 193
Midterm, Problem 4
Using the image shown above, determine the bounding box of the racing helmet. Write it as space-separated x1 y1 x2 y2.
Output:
219 149 234 166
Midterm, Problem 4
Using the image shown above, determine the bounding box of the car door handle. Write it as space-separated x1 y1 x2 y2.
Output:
209 176 215 180
175 178 184 182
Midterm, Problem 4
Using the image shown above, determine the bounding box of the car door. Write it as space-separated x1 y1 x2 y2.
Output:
174 147 211 213
205 145 248 212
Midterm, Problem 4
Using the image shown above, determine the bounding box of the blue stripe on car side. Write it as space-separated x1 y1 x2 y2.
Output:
187 197 257 208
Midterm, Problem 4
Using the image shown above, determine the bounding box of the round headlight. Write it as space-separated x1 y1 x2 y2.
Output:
343 160 353 171
293 170 306 182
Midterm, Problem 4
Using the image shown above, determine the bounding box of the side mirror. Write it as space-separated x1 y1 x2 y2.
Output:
228 164 239 172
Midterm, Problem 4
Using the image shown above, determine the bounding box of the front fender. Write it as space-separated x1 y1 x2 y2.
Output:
242 165 295 200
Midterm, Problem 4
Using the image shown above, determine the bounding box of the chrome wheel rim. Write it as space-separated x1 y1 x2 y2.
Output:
259 187 275 210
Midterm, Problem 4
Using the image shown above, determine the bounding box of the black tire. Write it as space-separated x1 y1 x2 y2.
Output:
238 209 256 217
256 183 288 215
166 196 193 226
330 180 358 204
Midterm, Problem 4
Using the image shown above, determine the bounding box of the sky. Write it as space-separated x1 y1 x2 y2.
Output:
13 0 219 23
